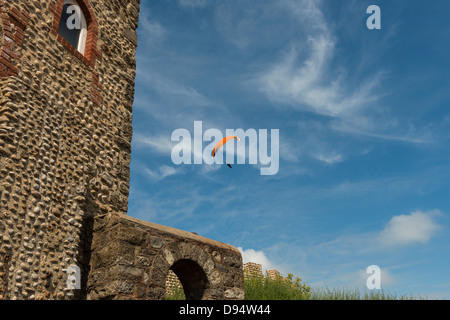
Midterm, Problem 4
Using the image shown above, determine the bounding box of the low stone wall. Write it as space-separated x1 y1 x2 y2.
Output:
87 213 245 300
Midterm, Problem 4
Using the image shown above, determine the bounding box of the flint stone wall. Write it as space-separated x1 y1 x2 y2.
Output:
88 213 245 300
0 0 140 299
0 0 244 300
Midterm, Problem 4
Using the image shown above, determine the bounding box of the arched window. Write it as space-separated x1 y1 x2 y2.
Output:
50 0 100 67
57 0 87 55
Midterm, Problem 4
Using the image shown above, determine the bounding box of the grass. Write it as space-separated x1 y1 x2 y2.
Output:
306 286 427 300
244 273 312 300
165 285 186 300
244 274 426 300
165 272 427 300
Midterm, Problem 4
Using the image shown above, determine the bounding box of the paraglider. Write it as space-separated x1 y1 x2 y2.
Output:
212 136 240 169
170 121 280 175
211 136 240 157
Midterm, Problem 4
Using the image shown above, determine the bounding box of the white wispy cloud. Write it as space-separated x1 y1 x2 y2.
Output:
296 166 449 200
330 120 433 145
301 210 444 256
378 210 443 246
138 6 167 41
136 70 215 109
129 186 207 223
133 133 174 154
258 0 376 118
179 0 210 8
144 165 181 181
315 152 344 165
256 0 431 150
263 209 444 289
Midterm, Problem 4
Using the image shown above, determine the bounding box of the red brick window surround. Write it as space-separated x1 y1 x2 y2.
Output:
49 0 101 68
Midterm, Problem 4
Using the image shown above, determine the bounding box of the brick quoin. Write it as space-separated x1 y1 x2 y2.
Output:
0 1 30 77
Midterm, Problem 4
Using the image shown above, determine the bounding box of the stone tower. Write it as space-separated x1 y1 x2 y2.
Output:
0 0 244 300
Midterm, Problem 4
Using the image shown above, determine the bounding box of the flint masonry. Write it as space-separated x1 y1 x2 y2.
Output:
0 0 244 300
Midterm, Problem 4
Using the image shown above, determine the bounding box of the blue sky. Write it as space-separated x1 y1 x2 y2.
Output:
128 0 450 299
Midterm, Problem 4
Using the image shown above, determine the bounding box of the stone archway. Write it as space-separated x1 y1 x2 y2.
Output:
87 214 245 300
149 240 222 300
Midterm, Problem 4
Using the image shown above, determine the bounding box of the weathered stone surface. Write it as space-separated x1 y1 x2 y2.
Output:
87 213 244 300
224 288 245 300
0 0 244 301
0 0 140 299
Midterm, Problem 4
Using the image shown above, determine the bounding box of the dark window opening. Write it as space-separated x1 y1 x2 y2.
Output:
58 4 81 50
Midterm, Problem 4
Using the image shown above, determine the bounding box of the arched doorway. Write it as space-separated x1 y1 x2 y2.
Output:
170 259 209 300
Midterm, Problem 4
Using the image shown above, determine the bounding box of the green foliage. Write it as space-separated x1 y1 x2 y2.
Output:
244 273 426 300
165 285 186 300
166 272 427 300
308 286 425 300
244 273 312 300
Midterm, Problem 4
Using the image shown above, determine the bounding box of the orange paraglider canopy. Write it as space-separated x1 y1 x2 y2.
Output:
212 136 240 157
